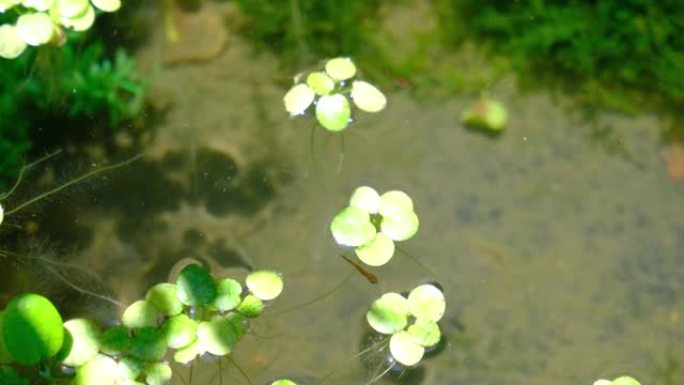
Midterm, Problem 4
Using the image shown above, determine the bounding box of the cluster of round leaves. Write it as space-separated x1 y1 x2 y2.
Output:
594 376 642 385
0 0 121 59
365 284 445 367
283 57 387 132
330 186 419 266
0 265 284 385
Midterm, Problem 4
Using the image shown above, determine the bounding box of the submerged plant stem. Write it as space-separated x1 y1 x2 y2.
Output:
270 269 355 317
0 149 63 201
227 356 254 385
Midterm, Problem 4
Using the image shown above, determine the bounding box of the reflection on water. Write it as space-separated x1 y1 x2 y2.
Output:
3 3 684 385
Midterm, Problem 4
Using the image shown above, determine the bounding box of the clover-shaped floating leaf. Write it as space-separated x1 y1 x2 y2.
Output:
0 25 27 59
246 270 283 301
379 190 418 242
118 356 145 381
61 5 95 32
461 99 508 132
130 327 167 361
2 293 64 365
389 330 424 367
100 325 131 356
355 232 395 266
213 278 243 311
351 80 387 113
16 13 54 46
122 300 160 329
21 0 53 11
330 206 376 247
407 284 445 322
407 319 441 348
91 0 119 12
176 264 217 307
197 316 239 356
316 94 351 132
325 57 356 81
366 292 409 335
173 338 203 364
284 84 315 116
62 318 101 367
56 0 89 18
161 314 198 350
272 380 298 385
306 72 335 95
146 362 173 385
74 354 120 385
349 186 380 214
236 293 263 318
146 283 183 317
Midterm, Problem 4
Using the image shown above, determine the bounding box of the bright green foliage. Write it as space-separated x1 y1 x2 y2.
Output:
237 293 264 318
122 300 160 329
197 316 240 356
73 354 119 385
0 312 11 364
145 362 172 385
271 380 298 385
331 186 419 266
594 376 642 385
406 319 441 348
213 278 243 311
389 330 424 367
407 284 446 322
1 293 64 365
284 57 386 132
0 365 28 385
176 264 218 306
366 293 409 335
146 283 184 317
130 327 167 361
62 318 101 367
245 270 283 301
100 325 131 355
461 99 508 132
161 314 197 350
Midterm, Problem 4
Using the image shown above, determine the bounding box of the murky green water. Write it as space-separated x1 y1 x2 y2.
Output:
3 3 684 385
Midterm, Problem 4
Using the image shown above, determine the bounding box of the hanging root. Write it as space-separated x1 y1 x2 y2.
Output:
0 149 63 201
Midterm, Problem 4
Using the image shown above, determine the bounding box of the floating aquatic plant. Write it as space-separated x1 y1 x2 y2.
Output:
461 98 508 132
283 57 387 132
330 186 419 266
594 376 642 385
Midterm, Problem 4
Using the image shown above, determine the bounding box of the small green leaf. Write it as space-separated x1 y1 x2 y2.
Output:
246 270 283 301
380 209 419 242
325 57 356 81
379 190 414 214
406 319 441 347
118 356 145 380
122 300 160 329
213 278 243 311
350 80 386 113
100 325 131 356
0 25 27 59
161 314 197 350
21 0 53 11
330 206 376 247
271 380 298 385
407 284 445 322
0 365 28 385
236 294 263 318
0 0 20 12
355 232 395 266
315 94 351 132
349 186 380 214
2 293 64 365
0 312 12 364
56 0 89 18
306 72 335 95
73 354 120 385
146 362 172 385
365 292 409 335
91 0 119 12
389 331 424 366
60 4 94 31
612 377 642 385
130 327 167 361
61 318 101 367
173 338 204 364
461 99 508 131
284 84 315 116
146 283 183 317
176 264 218 307
16 13 54 46
197 316 239 356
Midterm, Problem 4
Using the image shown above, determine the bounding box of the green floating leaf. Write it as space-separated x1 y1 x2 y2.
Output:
350 80 386 113
461 99 508 132
407 284 445 322
176 264 217 307
0 0 20 12
325 57 356 81
173 338 204 364
73 354 120 385
236 293 263 318
16 12 55 46
0 312 11 364
612 377 642 385
355 232 395 267
306 72 335 95
0 25 27 59
146 283 183 317
197 316 240 356
380 209 419 242
56 0 89 18
379 190 414 214
60 4 94 31
91 0 119 12
161 314 197 350
62 318 101 367
271 380 298 385
146 362 172 385
365 292 409 335
330 206 376 247
406 319 441 348
130 327 167 361
2 293 64 365
246 270 283 301
315 94 351 132
389 331 424 366
284 84 315 116
100 325 131 356
349 186 380 214
118 356 145 380
0 365 28 385
213 278 243 311
21 0 53 11
122 300 160 329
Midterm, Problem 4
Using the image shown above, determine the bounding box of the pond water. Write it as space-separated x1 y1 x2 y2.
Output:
2 2 684 385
